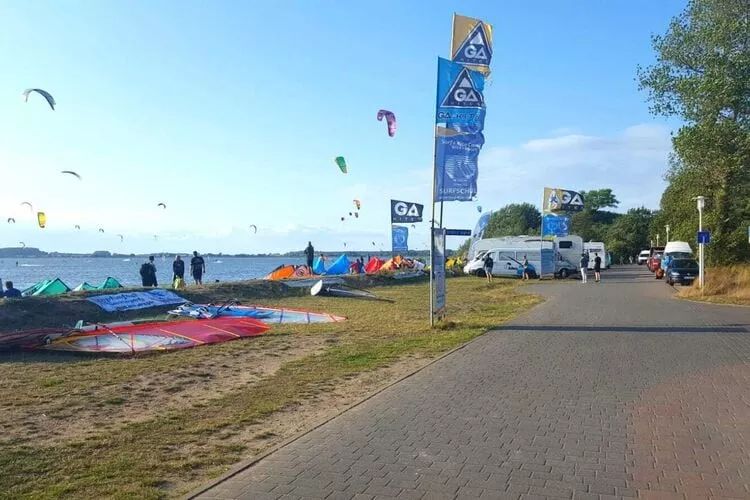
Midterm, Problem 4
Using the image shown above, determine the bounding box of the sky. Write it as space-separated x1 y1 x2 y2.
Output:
0 0 686 254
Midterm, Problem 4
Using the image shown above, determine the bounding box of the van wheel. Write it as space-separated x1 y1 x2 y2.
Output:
559 269 569 279
475 270 486 277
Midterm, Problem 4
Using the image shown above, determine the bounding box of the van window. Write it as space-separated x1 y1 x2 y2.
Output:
497 251 515 260
558 241 573 249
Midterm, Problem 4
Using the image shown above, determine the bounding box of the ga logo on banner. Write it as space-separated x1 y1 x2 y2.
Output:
451 14 493 75
436 57 486 128
391 225 409 253
390 199 424 223
543 187 585 212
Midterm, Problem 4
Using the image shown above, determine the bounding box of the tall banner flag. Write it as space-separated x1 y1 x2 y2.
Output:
543 187 585 213
390 200 424 223
435 126 484 202
542 214 570 239
467 210 493 260
391 225 409 253
436 57 486 128
451 14 493 76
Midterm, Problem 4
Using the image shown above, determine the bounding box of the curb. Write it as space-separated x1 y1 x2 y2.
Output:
184 328 491 499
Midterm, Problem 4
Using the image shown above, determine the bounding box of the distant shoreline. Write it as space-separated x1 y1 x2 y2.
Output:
0 248 432 259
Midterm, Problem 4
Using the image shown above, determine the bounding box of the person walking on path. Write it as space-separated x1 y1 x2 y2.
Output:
580 253 589 283
172 255 185 289
190 251 206 286
594 252 602 282
304 241 315 270
482 252 494 283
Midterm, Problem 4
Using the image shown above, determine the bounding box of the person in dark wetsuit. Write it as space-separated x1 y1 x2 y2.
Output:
190 251 205 285
173 255 185 288
304 241 315 270
594 252 602 282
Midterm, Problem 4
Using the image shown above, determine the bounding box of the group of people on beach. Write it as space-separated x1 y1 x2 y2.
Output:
140 251 206 289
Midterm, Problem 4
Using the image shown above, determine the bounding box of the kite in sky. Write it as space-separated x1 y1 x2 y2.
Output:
335 156 347 174
22 88 56 110
376 109 396 137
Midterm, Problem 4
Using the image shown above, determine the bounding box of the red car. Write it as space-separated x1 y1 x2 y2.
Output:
647 246 665 273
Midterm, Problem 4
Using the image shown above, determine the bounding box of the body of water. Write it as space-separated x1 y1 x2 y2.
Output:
0 256 308 290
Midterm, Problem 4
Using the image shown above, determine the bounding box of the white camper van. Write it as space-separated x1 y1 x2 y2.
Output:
583 241 607 269
660 241 693 272
474 235 582 278
464 241 552 278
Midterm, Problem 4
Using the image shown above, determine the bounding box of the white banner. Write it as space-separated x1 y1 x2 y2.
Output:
87 290 187 312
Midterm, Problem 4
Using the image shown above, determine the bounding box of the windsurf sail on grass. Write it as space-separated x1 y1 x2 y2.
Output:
168 302 347 324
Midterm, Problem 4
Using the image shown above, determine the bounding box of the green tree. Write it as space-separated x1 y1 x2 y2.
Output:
581 189 620 212
606 207 656 262
637 0 750 263
484 203 541 238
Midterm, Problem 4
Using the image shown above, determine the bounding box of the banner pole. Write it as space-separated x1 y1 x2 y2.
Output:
430 129 438 327
540 191 545 280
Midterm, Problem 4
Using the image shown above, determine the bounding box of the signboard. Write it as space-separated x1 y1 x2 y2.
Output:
390 199 424 223
435 57 486 128
445 228 472 236
391 225 409 253
697 231 711 244
542 214 570 238
543 187 584 213
541 248 556 276
431 228 446 322
87 289 187 312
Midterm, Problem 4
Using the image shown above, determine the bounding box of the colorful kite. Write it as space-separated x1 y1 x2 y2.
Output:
22 88 56 110
37 212 46 228
376 109 396 137
334 156 347 173
353 199 361 210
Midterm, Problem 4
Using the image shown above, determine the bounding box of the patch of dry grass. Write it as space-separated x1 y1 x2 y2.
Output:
676 265 750 305
0 277 541 499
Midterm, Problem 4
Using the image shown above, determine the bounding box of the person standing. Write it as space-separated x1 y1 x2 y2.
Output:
482 252 494 283
190 251 206 286
522 255 530 281
580 253 589 283
594 252 602 282
140 256 157 287
304 241 315 270
172 255 185 289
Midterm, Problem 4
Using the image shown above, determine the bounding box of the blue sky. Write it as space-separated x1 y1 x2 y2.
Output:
0 0 685 254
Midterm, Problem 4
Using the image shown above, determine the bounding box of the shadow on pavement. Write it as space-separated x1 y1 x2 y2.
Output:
500 325 750 334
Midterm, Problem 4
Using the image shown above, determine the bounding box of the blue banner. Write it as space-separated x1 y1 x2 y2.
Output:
436 57 486 128
391 225 409 253
435 128 484 202
542 214 570 238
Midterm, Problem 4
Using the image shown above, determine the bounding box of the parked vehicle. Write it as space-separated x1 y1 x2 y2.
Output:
660 241 694 272
464 244 552 278
647 246 665 273
637 250 650 265
665 258 698 286
474 235 581 279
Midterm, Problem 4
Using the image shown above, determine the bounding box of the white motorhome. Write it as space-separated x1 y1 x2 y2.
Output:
474 235 582 278
583 241 607 269
464 243 551 278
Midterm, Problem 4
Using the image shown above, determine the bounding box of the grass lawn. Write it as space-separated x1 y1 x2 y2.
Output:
0 276 541 499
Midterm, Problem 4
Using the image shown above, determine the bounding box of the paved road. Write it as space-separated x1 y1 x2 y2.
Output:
194 266 750 500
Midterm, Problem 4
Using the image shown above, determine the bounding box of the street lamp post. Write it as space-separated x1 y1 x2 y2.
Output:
666 224 670 243
696 196 705 289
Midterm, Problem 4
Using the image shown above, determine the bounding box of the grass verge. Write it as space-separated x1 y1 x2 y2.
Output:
676 265 750 306
0 277 541 499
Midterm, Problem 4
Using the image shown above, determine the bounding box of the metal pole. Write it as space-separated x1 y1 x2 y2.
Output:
430 130 438 327
666 225 670 243
697 196 705 289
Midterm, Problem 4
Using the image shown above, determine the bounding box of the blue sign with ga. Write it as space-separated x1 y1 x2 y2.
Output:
435 57 486 128
542 214 570 237
392 225 409 253
435 129 484 202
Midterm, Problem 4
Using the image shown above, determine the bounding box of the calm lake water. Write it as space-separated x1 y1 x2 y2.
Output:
0 256 308 290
